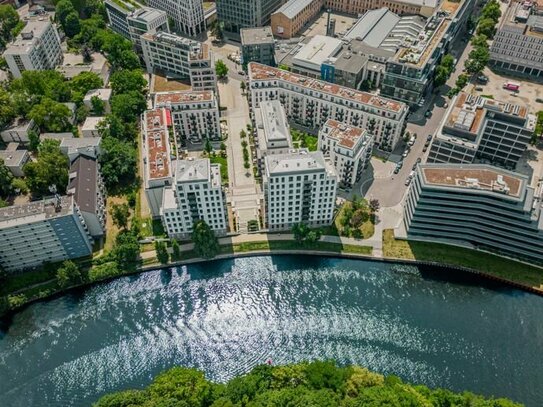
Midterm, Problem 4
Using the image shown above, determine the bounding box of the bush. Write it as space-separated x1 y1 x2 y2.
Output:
88 261 120 282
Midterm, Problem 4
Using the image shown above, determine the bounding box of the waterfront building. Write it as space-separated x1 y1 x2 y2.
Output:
161 158 228 239
241 27 275 67
404 163 543 264
489 0 543 78
0 195 93 272
254 100 292 168
271 0 324 39
0 119 39 144
217 0 283 40
3 19 62 78
154 91 221 147
67 156 106 237
248 62 408 151
380 0 475 107
83 89 112 114
147 0 205 37
0 143 30 177
263 149 338 231
318 119 373 188
427 93 535 169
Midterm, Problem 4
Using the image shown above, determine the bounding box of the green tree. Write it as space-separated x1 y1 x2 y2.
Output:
23 140 69 197
29 98 72 132
192 220 219 259
56 0 75 28
109 69 147 95
12 70 71 105
204 138 213 155
70 71 103 97
148 367 213 406
481 0 501 21
350 209 369 228
155 241 169 264
171 239 180 260
64 11 81 38
441 54 455 72
455 73 469 90
0 157 13 198
0 87 16 129
117 49 141 70
0 5 21 48
56 260 82 288
99 137 137 190
113 231 140 265
111 92 147 122
278 64 290 71
110 203 130 230
477 17 497 38
90 95 106 115
11 178 28 195
471 34 489 48
292 222 309 243
98 115 137 142
433 65 449 87
465 46 490 74
215 60 229 79
28 129 40 152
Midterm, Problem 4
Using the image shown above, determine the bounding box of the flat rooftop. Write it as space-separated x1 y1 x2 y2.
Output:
128 6 166 22
82 116 105 131
144 108 171 181
265 149 330 175
292 35 343 70
322 119 369 150
83 88 112 101
0 195 74 227
240 26 274 45
3 20 51 55
421 164 525 198
249 62 406 114
155 90 215 106
0 149 28 166
258 100 290 142
175 158 218 187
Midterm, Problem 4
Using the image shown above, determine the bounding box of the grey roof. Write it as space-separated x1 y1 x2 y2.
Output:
265 149 328 175
240 26 274 45
344 8 400 47
68 156 98 214
0 149 29 167
3 20 53 56
0 195 74 226
60 137 101 149
128 6 166 23
258 100 290 142
273 0 314 19
41 132 74 141
175 158 210 183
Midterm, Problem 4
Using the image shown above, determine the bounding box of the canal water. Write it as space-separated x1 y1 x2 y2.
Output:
0 256 542 406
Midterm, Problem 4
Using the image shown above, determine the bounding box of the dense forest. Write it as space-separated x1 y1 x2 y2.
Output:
94 361 521 406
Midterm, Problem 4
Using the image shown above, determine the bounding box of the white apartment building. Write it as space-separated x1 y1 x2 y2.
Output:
0 195 93 272
127 7 169 51
147 0 205 37
318 119 374 188
248 63 408 151
254 100 292 170
263 149 338 231
188 44 217 91
161 158 228 239
154 91 221 146
3 20 62 78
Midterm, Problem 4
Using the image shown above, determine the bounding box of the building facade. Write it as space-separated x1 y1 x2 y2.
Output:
264 149 338 230
154 91 221 147
248 62 408 151
0 196 93 272
489 0 543 78
3 20 62 78
127 7 169 52
147 0 205 37
404 164 543 264
241 27 275 67
427 93 535 169
318 119 374 188
161 158 227 238
104 0 136 39
271 0 324 39
254 100 292 169
0 119 39 144
217 0 283 40
325 0 438 18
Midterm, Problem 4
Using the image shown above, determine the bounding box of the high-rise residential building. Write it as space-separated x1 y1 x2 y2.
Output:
489 0 543 78
217 0 283 40
263 149 338 230
427 93 535 169
147 0 205 37
404 163 543 264
318 119 374 188
240 27 275 67
161 158 228 239
3 20 62 78
154 91 221 147
0 195 93 272
271 0 324 39
380 0 475 107
255 100 292 169
248 62 408 151
141 32 215 89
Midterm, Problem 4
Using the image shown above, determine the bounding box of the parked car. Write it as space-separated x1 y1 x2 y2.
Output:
426 134 433 142
412 163 418 171
238 70 245 75
408 137 416 146
425 110 432 118
397 160 404 168
402 149 410 158
416 157 422 164
477 75 488 83
422 146 428 153
475 86 483 91
405 178 412 186
394 166 401 174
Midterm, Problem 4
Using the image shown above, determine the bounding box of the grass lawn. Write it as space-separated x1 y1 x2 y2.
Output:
210 155 229 185
382 229 543 289
0 268 57 295
335 202 375 239
219 240 372 255
291 129 318 152
104 196 129 251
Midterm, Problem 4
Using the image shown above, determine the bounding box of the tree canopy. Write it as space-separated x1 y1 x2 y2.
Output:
0 158 14 199
94 361 521 407
28 98 73 132
98 136 137 190
0 5 23 49
192 220 219 259
23 140 69 197
215 60 229 79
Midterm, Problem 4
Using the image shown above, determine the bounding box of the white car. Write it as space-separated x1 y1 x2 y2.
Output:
402 149 410 158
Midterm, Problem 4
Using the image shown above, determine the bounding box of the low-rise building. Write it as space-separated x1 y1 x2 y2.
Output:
67 156 106 237
1 118 39 144
241 26 275 67
60 137 102 163
154 90 221 146
263 149 338 230
248 62 408 151
254 100 292 168
318 119 374 188
81 116 105 137
58 52 111 85
3 19 63 78
404 163 543 264
489 0 543 78
0 195 93 273
83 88 112 114
427 93 535 169
271 0 324 39
161 158 228 239
0 143 30 177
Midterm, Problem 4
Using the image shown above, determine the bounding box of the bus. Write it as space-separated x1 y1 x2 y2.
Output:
503 82 520 91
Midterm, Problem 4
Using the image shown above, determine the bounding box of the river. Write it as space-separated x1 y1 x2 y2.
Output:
0 256 542 406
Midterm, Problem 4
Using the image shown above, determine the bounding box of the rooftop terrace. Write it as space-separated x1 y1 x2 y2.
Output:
144 108 171 181
323 119 369 150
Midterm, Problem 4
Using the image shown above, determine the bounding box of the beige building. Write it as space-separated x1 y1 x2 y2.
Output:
325 0 437 18
271 0 324 39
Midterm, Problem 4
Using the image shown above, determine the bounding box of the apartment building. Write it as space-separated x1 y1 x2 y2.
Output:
0 143 30 177
404 164 543 264
381 0 475 107
318 119 374 188
254 100 292 168
161 158 228 239
0 119 39 144
241 27 276 67
489 0 543 78
248 62 408 151
60 137 102 162
187 43 217 91
325 0 438 18
3 19 62 78
0 195 93 272
147 0 205 37
127 7 169 51
271 0 324 39
263 149 338 230
427 93 535 169
154 91 221 146
217 0 283 40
